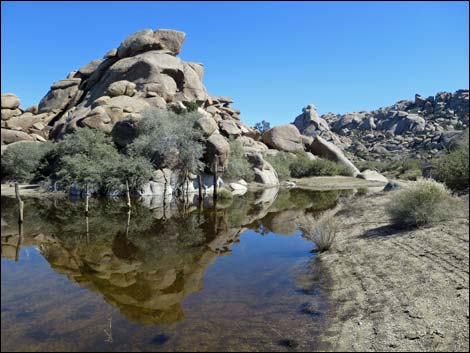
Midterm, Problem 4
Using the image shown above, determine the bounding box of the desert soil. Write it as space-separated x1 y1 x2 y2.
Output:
317 191 469 352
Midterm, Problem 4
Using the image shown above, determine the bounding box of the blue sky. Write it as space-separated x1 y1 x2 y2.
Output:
1 1 469 126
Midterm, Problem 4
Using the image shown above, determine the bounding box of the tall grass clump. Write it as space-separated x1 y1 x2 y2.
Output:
434 130 469 191
386 179 460 228
300 209 340 252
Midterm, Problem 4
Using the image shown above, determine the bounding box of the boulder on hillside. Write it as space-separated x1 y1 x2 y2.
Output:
357 170 388 183
293 104 330 135
204 133 230 170
309 135 360 176
1 128 34 144
117 29 185 58
1 93 20 109
262 124 303 152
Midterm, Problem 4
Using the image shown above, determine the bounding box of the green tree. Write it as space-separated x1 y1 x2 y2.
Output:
254 120 271 133
127 108 206 184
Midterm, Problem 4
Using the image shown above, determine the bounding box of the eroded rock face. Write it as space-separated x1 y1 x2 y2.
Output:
262 124 304 152
293 104 330 136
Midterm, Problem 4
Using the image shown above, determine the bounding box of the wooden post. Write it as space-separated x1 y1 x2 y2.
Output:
126 180 131 210
213 156 218 202
198 174 203 201
85 183 89 216
15 183 24 223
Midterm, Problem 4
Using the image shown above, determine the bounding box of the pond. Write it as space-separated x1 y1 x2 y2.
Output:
1 188 349 352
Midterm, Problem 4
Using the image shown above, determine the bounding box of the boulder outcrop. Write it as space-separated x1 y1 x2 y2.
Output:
262 124 304 152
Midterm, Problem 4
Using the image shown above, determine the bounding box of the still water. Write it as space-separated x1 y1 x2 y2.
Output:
1 188 347 351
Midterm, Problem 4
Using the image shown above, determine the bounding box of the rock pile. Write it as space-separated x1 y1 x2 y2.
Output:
312 90 469 160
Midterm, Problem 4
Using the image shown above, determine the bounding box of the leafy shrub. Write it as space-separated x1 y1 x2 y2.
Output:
434 131 469 190
46 128 153 193
266 151 353 179
301 209 340 252
1 141 53 182
386 179 460 228
356 157 423 180
265 151 292 181
223 139 255 182
128 108 205 177
185 101 201 112
290 151 353 178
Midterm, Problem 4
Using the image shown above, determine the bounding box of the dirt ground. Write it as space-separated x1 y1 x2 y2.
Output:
318 191 469 352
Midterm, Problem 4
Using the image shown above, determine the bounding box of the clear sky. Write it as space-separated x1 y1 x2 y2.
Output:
1 1 469 126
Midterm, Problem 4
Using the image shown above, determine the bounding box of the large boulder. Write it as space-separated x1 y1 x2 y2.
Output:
1 128 34 144
117 29 185 58
107 80 137 97
194 116 218 137
204 133 230 170
309 136 360 176
262 124 304 152
1 93 20 109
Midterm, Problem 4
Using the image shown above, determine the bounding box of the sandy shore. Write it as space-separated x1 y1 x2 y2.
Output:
317 191 469 351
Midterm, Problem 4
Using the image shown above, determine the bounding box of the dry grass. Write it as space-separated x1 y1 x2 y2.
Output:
301 209 341 252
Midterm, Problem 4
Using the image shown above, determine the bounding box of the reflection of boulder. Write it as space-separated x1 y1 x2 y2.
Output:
263 209 305 235
39 232 219 326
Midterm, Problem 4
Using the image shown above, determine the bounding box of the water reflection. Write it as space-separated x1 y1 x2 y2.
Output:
2 188 347 351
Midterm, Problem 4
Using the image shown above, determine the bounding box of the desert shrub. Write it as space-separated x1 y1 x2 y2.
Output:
128 108 205 178
1 141 53 182
217 188 234 200
223 138 255 182
300 209 340 252
265 151 292 180
434 131 469 191
290 151 353 178
46 128 153 193
185 101 201 112
386 179 460 228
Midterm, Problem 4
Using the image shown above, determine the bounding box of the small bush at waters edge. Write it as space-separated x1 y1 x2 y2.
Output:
300 209 340 253
386 179 462 228
266 150 354 180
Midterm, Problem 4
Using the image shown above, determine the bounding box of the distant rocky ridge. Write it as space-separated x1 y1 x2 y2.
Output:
293 90 469 161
